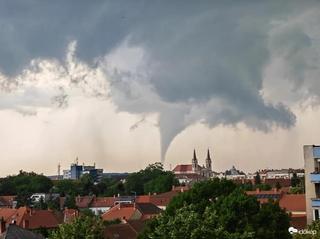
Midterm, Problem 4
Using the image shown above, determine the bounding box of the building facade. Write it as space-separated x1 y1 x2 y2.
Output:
304 145 320 224
62 159 103 181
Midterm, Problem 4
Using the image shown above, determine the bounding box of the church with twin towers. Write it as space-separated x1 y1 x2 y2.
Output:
172 149 213 180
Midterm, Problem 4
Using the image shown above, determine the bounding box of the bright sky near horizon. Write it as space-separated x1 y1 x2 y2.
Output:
0 1 320 176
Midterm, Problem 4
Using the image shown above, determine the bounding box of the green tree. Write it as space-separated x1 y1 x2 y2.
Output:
144 173 177 194
256 184 272 191
64 195 77 209
289 186 304 194
290 173 300 187
292 219 320 239
240 182 254 191
254 172 261 185
49 216 104 239
79 174 95 195
165 178 236 216
0 171 53 204
47 196 60 211
139 180 291 239
125 163 178 195
53 180 79 196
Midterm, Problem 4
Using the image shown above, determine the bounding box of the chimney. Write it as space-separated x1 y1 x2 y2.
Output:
23 219 29 229
172 185 175 191
181 188 184 193
256 188 260 193
0 218 6 234
273 187 278 193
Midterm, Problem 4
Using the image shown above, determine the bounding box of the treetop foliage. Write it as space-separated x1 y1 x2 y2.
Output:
139 178 291 239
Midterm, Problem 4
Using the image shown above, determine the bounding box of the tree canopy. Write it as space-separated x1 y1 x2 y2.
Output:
125 162 179 195
49 215 104 239
139 179 291 239
0 171 53 206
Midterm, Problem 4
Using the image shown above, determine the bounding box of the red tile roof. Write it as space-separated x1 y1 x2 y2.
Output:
102 204 138 221
173 164 193 172
291 215 307 230
279 194 306 213
136 191 181 207
102 203 162 221
104 223 137 239
104 220 146 239
90 197 115 208
0 208 17 222
263 178 291 187
0 207 60 230
17 207 60 229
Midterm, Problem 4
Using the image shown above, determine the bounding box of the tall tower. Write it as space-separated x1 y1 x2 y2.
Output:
58 163 61 179
206 149 212 171
192 149 198 172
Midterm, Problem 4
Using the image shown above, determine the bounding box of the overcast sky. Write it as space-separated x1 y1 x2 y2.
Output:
0 1 320 175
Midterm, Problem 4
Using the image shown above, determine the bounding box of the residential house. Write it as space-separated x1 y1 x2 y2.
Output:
104 220 145 239
89 197 115 215
0 222 44 239
102 203 162 221
0 207 60 230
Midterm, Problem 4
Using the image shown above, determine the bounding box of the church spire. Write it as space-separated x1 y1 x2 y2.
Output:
206 149 212 171
192 149 198 172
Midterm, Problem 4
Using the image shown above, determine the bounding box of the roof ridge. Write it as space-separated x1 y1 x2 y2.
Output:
126 221 138 235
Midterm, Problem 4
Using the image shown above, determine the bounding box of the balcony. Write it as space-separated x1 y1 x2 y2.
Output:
310 173 320 183
312 198 320 207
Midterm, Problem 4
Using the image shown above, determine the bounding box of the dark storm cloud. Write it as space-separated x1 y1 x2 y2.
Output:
0 0 318 160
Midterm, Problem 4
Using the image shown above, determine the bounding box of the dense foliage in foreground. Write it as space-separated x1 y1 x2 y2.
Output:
50 216 104 239
139 179 291 239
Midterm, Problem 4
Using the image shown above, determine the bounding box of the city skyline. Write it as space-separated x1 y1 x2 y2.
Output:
0 1 320 176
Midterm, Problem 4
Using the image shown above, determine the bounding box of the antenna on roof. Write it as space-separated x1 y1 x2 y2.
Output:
58 163 61 179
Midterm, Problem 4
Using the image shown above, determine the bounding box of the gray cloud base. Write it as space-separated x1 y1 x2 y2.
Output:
1 1 319 161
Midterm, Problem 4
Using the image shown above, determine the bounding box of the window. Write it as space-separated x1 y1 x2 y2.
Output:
314 209 319 220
